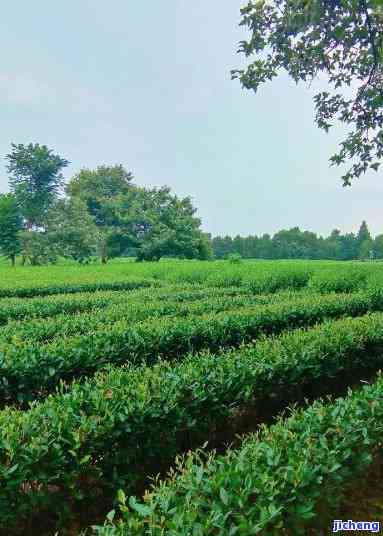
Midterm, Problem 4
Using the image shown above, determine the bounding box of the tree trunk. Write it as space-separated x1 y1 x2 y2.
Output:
100 242 108 264
10 255 15 267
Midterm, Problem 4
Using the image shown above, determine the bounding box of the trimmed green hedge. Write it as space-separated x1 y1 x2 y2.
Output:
0 284 252 326
1 312 383 530
0 262 314 299
0 278 159 299
309 268 368 293
93 372 383 535
1 289 383 404
0 290 297 345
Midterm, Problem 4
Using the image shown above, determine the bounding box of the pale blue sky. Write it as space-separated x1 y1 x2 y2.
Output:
1 1 382 236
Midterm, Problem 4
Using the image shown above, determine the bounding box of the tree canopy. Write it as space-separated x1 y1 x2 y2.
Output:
6 143 69 228
0 194 23 265
46 198 100 263
66 165 135 262
126 186 212 261
212 221 377 260
66 165 134 227
232 0 383 185
66 168 211 263
0 146 211 265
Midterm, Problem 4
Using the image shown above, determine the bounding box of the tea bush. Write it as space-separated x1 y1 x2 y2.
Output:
93 372 383 535
1 312 383 529
1 289 383 404
0 290 302 345
0 259 381 533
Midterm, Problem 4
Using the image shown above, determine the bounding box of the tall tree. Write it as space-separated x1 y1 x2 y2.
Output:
18 231 58 266
359 237 374 259
373 233 383 258
0 194 23 266
338 232 358 260
357 220 372 244
128 186 210 262
357 220 373 259
67 165 133 223
6 143 69 229
272 227 315 258
233 0 383 185
46 198 100 263
211 236 234 259
324 229 343 259
257 233 274 258
67 167 209 263
67 165 134 263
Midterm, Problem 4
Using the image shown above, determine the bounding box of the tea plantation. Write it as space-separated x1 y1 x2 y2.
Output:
1 259 383 535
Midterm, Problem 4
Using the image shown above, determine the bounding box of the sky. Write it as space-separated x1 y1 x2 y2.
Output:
1 0 382 237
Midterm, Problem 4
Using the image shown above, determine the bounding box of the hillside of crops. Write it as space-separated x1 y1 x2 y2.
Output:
1 259 383 535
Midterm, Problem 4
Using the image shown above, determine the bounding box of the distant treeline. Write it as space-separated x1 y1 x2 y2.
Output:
211 222 383 260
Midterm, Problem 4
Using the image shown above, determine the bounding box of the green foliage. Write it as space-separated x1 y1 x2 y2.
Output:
66 167 209 263
247 267 310 293
0 194 22 265
0 258 382 298
95 371 383 534
0 287 383 404
212 223 378 260
2 311 383 530
227 252 242 263
6 143 69 228
0 277 157 299
0 285 250 326
357 220 372 245
2 152 209 265
46 198 100 263
359 238 374 260
0 292 238 344
0 261 381 532
19 230 59 266
357 220 374 259
131 186 208 262
309 267 368 293
196 233 213 260
233 0 383 185
66 165 134 207
0 290 286 345
65 165 135 263
373 233 383 258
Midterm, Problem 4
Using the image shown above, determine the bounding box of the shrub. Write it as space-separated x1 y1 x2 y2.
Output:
1 312 383 530
93 372 383 535
1 289 382 404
